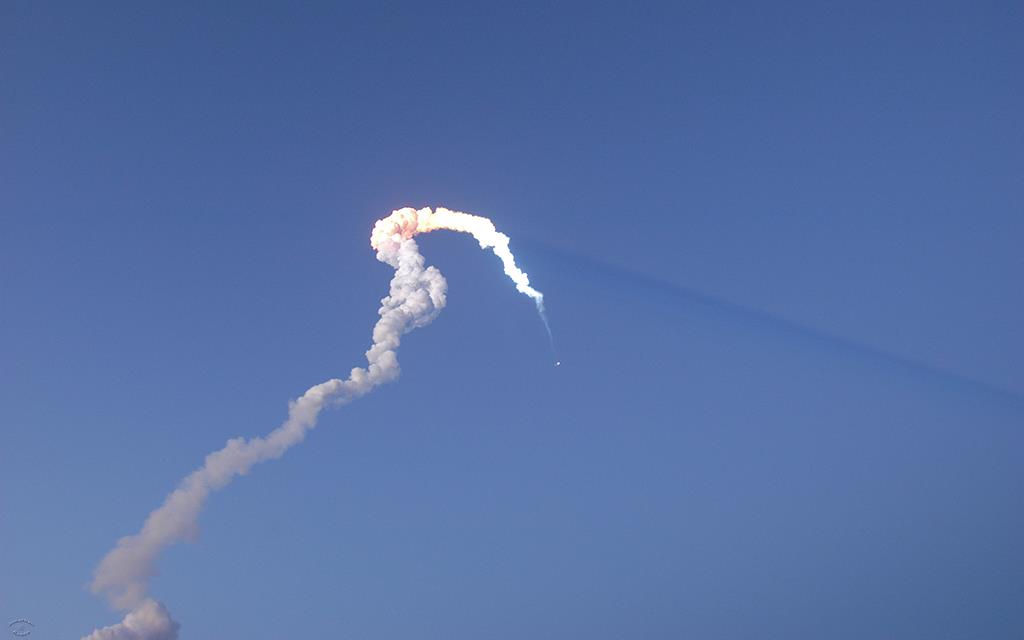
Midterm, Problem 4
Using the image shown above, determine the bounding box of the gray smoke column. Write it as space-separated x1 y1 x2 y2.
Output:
83 207 545 639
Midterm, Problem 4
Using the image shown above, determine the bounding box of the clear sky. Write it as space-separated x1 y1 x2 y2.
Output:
2 2 1022 638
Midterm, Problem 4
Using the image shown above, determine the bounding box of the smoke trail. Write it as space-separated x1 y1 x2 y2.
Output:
83 207 545 639
537 301 558 364
373 207 556 362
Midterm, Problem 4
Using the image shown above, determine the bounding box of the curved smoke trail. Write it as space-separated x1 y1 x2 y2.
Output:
373 207 556 360
83 207 547 639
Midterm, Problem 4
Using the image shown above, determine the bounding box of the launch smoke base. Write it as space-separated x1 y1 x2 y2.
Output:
83 207 548 640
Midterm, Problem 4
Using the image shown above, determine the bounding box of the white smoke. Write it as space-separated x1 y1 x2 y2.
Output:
372 207 544 302
374 207 556 357
84 207 544 638
82 599 179 640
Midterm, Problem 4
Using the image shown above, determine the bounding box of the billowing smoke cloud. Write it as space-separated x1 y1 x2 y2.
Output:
82 599 179 640
83 207 545 638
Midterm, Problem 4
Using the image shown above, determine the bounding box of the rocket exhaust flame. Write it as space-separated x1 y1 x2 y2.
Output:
83 207 549 639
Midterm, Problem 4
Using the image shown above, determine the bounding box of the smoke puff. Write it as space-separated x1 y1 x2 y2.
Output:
81 599 178 640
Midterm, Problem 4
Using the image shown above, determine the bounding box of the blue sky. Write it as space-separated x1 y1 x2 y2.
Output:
1 2 1022 638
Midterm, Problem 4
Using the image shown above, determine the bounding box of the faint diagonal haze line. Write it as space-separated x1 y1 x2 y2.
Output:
526 240 1024 408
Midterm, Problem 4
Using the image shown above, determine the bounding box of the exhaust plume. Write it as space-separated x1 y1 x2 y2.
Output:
84 207 546 638
373 207 557 361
